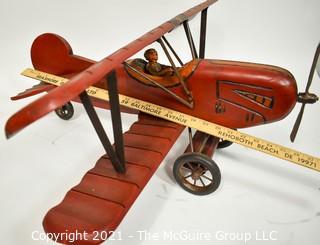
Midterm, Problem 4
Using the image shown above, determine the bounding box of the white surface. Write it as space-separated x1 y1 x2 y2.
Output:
0 0 320 244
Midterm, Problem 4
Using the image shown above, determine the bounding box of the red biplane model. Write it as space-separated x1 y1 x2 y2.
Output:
5 0 319 244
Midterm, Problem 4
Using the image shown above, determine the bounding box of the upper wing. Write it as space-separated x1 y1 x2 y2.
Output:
5 0 218 138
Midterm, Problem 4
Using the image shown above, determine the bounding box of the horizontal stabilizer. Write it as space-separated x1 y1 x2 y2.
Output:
11 83 55 100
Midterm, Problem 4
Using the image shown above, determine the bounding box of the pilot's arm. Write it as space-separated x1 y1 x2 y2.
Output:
146 62 174 76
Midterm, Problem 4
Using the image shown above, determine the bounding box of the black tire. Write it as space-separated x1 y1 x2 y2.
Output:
55 102 74 120
173 152 221 195
217 139 233 149
217 129 237 149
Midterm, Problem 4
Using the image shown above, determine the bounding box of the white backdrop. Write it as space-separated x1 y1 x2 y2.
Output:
0 0 319 244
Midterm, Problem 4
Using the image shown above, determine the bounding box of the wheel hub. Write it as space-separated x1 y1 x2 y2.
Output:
191 167 205 180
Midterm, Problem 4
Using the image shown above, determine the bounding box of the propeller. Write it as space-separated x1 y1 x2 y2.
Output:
290 42 320 142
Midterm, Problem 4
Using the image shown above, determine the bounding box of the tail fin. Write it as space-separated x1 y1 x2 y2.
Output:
31 33 94 76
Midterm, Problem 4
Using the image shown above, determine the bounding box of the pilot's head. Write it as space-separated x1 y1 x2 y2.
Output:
144 48 158 62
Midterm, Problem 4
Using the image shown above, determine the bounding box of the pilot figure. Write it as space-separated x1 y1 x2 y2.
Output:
144 48 174 76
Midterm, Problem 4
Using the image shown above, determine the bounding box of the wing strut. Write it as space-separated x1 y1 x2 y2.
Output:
158 37 193 104
199 8 208 59
162 36 184 66
183 21 199 59
107 70 126 169
79 70 125 173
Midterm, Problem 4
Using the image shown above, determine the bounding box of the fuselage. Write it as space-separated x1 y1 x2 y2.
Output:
30 33 298 130
94 59 297 129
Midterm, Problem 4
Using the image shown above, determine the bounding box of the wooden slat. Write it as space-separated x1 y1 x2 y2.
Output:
43 114 185 244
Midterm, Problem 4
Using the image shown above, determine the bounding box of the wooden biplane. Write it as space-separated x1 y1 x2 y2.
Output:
4 0 320 244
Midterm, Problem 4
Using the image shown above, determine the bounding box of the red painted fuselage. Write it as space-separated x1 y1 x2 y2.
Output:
113 59 297 129
29 33 297 130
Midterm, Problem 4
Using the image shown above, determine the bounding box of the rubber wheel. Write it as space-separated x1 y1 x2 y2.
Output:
55 102 74 120
173 152 221 195
217 139 233 149
217 129 237 149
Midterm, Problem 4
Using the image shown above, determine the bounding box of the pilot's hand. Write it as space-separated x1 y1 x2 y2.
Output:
163 67 174 76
